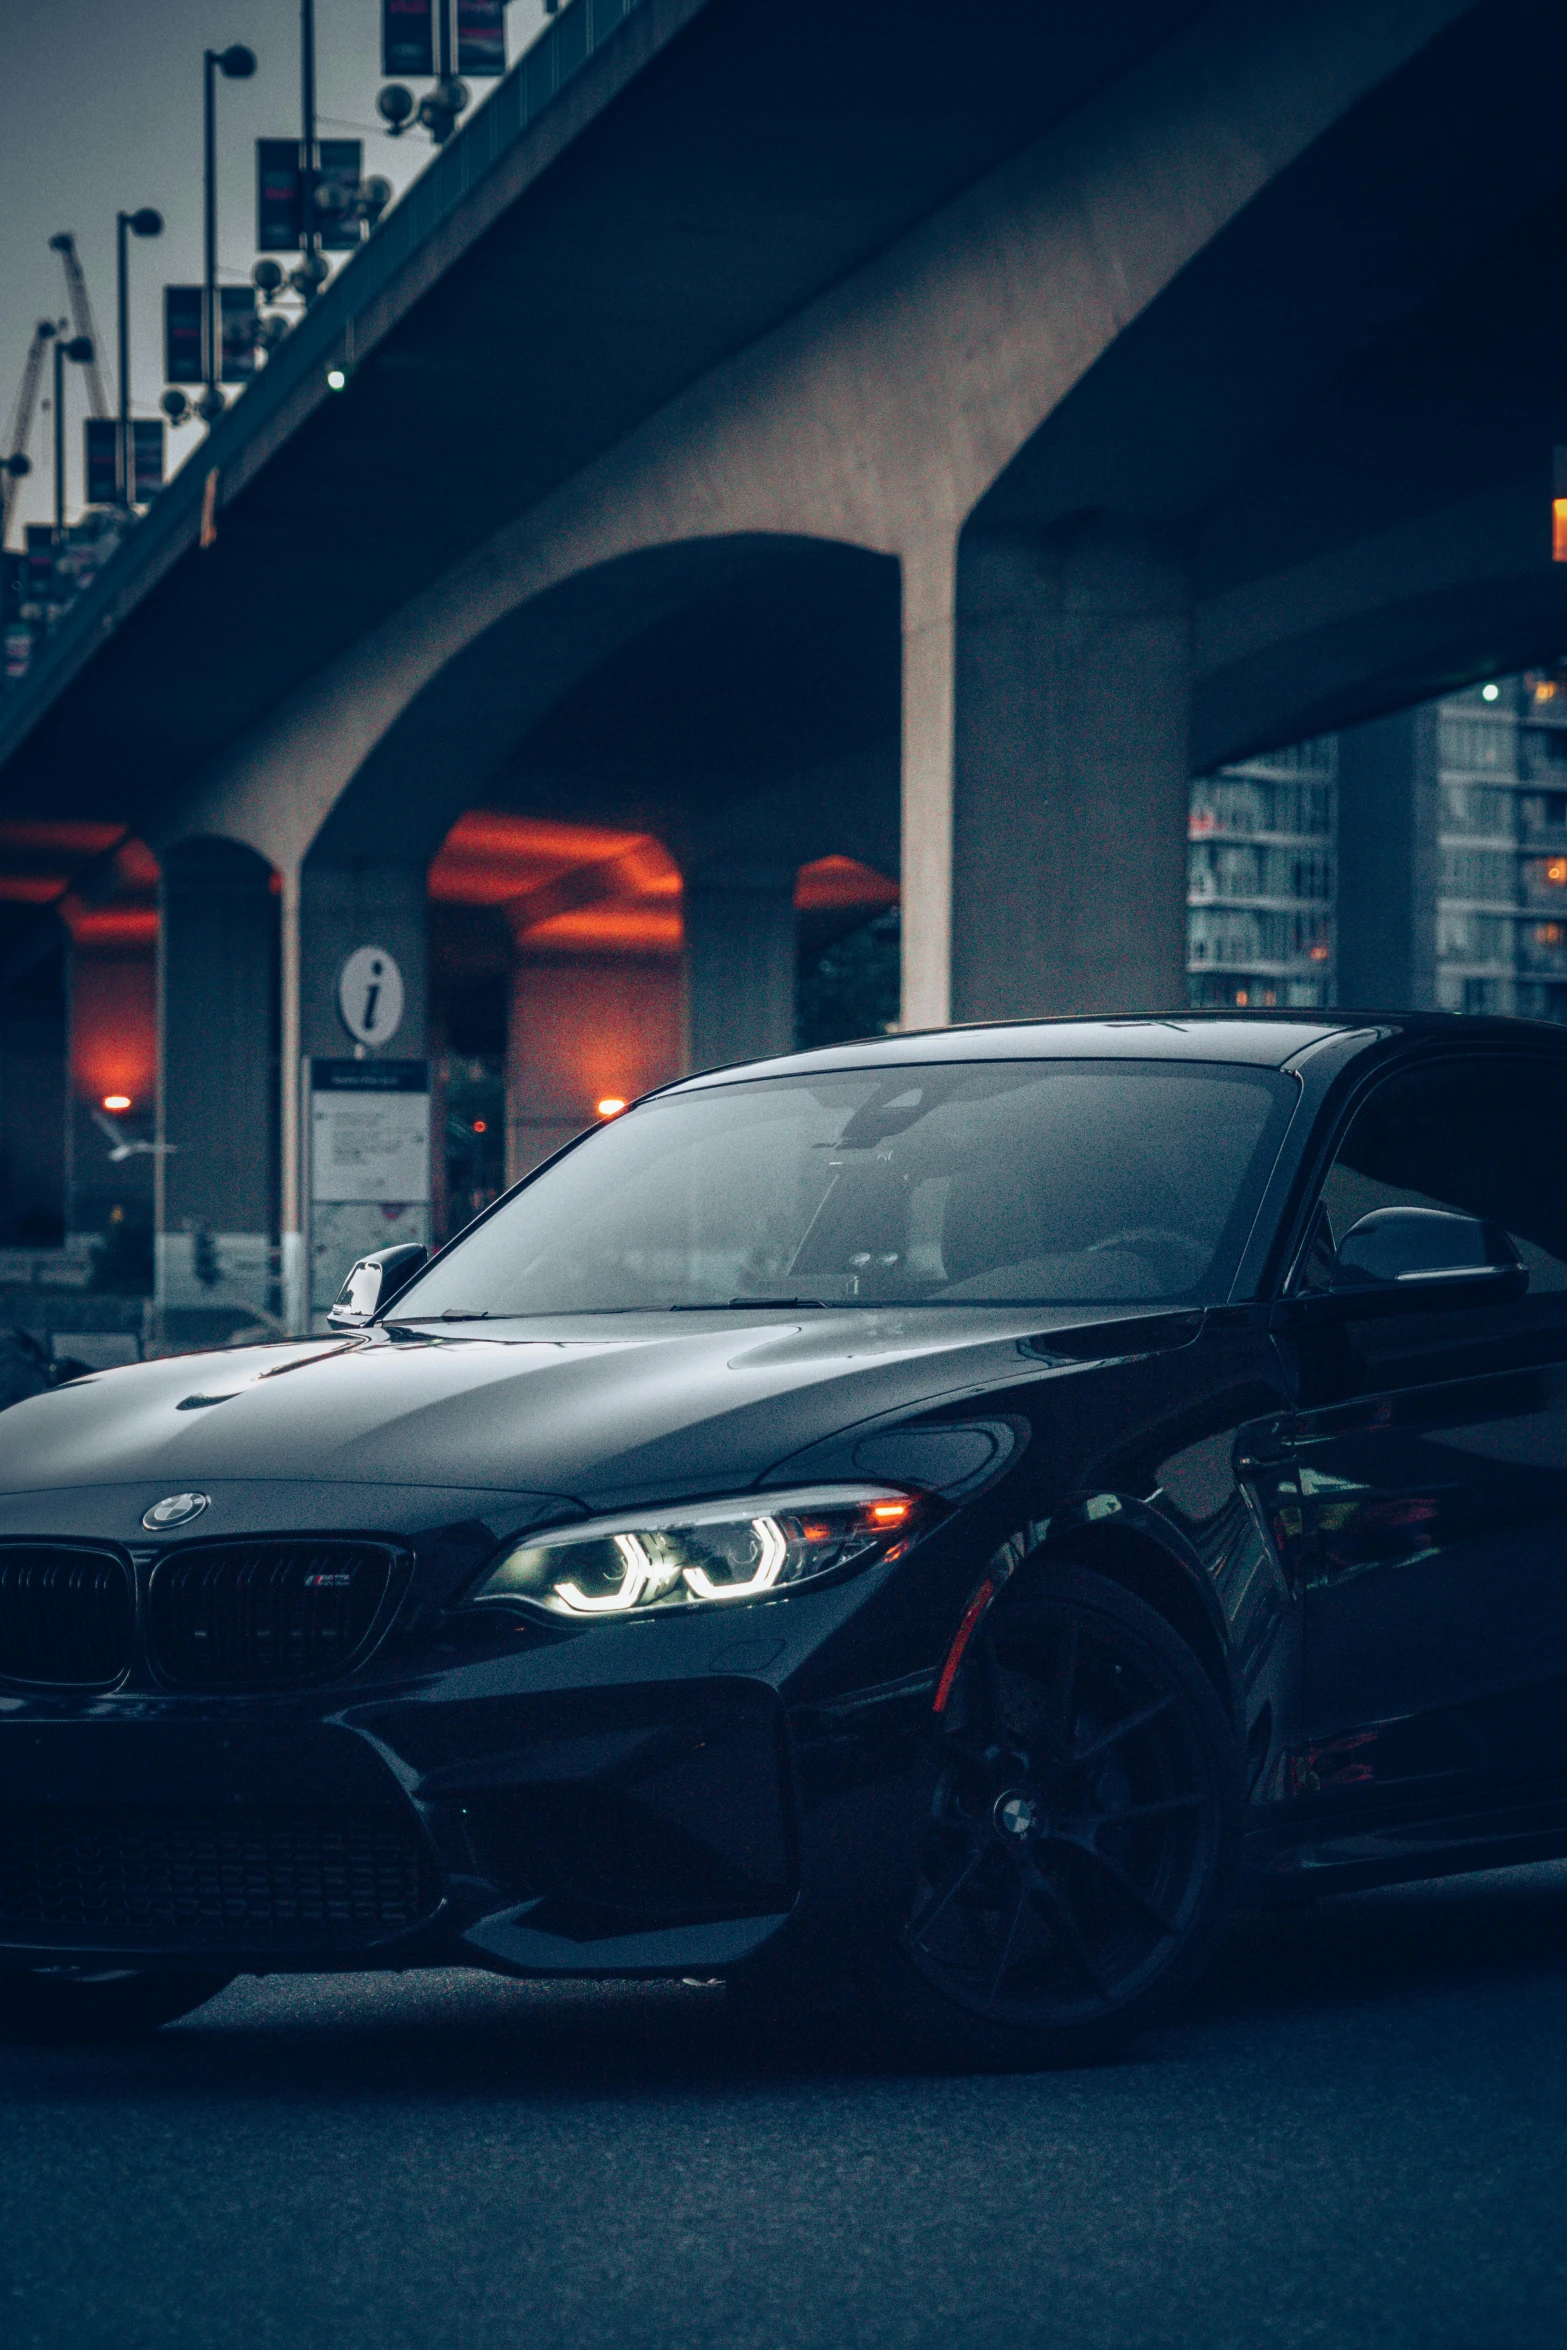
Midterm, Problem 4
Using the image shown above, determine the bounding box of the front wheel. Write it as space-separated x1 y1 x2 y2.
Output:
874 1566 1241 2071
0 1968 235 2044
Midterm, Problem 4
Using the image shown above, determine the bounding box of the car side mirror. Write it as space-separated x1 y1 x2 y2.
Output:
327 1242 429 1330
1326 1206 1527 1312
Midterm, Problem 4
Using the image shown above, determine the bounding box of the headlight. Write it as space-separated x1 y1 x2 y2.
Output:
470 1485 921 1619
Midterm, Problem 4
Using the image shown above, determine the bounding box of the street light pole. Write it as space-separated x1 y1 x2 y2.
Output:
116 206 163 508
51 332 94 536
53 335 65 538
203 49 218 397
301 0 317 282
200 44 257 422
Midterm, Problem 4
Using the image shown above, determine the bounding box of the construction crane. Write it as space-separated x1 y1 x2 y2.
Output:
1 320 57 548
47 234 109 419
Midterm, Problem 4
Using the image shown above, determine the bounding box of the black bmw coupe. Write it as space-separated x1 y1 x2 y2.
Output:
2 1010 1565 2066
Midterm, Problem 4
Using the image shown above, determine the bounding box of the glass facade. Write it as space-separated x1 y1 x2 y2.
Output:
1435 675 1567 1022
1186 673 1567 1026
1187 740 1336 1009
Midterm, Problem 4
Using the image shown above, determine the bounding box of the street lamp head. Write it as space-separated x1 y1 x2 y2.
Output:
47 232 74 256
251 257 285 295
361 176 393 224
129 208 164 239
3 455 30 480
217 44 256 78
195 384 227 424
160 389 191 424
63 336 94 366
376 83 415 129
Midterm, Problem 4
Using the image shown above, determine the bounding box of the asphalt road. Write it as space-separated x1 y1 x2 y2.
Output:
5 1862 1567 2350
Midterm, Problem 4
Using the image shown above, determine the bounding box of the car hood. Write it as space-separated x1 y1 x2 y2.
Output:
0 1304 1189 1515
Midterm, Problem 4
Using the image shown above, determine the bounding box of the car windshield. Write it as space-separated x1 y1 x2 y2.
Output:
394 1058 1294 1317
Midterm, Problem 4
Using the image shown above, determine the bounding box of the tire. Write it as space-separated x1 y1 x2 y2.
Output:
0 1968 235 2044
870 1565 1242 2071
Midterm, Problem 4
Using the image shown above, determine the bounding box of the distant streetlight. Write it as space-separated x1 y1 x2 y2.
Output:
201 43 257 423
115 206 162 506
52 332 95 534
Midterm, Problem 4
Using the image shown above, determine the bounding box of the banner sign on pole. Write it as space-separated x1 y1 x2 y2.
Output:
257 138 304 252
84 418 119 507
383 0 434 77
308 1058 431 1319
457 0 506 76
318 139 364 252
163 287 204 385
132 418 165 502
219 286 257 383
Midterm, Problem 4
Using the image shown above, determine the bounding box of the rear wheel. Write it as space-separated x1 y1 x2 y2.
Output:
0 1967 234 2044
877 1567 1240 2070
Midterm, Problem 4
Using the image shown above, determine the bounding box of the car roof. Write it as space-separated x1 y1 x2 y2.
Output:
669 1009 1567 1092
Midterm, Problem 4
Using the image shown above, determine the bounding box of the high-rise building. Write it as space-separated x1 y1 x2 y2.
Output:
1187 739 1336 1009
1433 675 1567 1022
1187 672 1567 1026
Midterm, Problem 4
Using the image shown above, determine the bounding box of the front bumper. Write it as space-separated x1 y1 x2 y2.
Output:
0 1481 956 1979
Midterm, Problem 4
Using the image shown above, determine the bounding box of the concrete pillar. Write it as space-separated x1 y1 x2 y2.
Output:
156 839 279 1344
681 864 797 1073
508 957 682 1178
929 518 1191 1024
297 858 431 1326
1336 706 1439 1010
0 957 67 1250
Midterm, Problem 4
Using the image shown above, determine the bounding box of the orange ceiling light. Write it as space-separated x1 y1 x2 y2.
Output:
102 1094 132 1112
0 819 125 856
429 812 661 906
794 855 899 913
596 1097 628 1118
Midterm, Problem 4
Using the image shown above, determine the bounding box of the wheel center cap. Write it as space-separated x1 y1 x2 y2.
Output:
994 1791 1038 1840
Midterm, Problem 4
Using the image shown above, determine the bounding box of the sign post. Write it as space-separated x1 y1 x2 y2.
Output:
308 1060 430 1325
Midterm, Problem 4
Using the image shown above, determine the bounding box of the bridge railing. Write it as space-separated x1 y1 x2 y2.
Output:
0 0 654 759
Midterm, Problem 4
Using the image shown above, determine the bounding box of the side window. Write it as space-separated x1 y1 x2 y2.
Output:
1317 1057 1567 1296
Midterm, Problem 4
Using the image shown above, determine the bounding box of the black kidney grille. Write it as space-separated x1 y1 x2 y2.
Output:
147 1540 396 1688
0 1546 134 1687
0 1807 435 1941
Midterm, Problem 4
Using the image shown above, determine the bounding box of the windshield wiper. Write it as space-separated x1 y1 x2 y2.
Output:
385 1310 492 1322
671 1296 830 1310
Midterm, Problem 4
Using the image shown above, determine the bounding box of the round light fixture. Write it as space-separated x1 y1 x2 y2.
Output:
102 1094 131 1112
326 367 347 391
1482 682 1500 701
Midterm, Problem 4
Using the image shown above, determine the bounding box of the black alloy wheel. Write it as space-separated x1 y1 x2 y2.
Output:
884 1566 1240 2069
0 1967 234 2044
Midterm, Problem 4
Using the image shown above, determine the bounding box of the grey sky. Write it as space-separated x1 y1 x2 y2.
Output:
3 0 554 539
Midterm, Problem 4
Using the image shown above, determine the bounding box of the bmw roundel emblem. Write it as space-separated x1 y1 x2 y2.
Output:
142 1491 210 1531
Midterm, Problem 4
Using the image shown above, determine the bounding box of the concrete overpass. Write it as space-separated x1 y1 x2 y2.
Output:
0 0 1562 1330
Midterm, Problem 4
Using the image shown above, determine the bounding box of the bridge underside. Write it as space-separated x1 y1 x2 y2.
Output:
1 0 1564 1334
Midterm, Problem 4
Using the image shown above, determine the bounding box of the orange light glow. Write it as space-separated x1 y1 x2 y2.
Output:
1309 944 1330 961
1553 498 1567 564
472 1119 488 1134
596 1097 628 1119
102 1095 132 1112
1539 924 1565 947
1547 859 1567 887
1235 989 1250 1007
869 1500 913 1524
